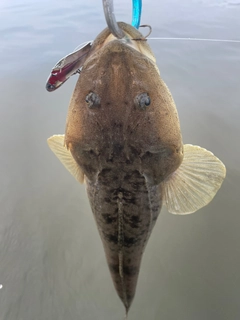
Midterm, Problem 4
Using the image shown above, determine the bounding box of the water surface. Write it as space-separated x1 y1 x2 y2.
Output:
0 0 240 319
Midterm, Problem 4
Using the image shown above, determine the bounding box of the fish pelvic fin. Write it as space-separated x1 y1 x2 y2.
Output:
47 134 84 183
162 144 226 214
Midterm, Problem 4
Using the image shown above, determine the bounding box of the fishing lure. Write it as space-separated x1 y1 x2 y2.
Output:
45 41 92 92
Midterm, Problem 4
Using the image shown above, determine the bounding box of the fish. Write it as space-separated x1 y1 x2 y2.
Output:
47 22 226 314
46 41 92 92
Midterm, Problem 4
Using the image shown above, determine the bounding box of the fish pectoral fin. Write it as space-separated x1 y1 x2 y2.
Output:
162 144 226 215
47 134 84 184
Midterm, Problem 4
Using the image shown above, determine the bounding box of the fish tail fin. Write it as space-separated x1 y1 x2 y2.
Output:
162 144 226 214
124 306 129 320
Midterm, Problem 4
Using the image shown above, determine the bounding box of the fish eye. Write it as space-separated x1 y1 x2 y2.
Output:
85 92 101 108
134 93 151 110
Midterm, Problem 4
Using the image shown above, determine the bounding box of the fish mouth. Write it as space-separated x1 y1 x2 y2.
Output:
91 22 156 64
102 32 143 55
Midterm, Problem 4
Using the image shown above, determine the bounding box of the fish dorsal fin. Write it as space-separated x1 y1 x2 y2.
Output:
162 144 226 214
47 135 84 184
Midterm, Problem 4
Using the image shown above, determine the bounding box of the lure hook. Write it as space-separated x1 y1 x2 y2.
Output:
102 0 142 38
132 24 152 41
102 0 125 39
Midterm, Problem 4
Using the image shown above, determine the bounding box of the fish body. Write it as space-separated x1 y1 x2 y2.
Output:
48 22 226 313
46 41 92 92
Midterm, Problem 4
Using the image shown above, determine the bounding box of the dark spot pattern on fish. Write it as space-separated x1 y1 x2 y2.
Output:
126 215 141 229
109 263 119 274
102 232 118 244
86 167 163 310
123 266 138 276
124 236 138 247
102 213 117 224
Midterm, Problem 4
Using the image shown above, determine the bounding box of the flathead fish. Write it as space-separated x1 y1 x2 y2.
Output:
47 22 226 314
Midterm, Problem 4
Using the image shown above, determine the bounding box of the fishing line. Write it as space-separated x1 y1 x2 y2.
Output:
74 40 93 52
147 37 240 43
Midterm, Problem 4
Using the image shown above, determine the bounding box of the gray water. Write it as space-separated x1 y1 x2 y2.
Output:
0 0 240 319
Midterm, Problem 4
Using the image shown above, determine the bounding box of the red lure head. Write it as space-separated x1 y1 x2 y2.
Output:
46 65 74 92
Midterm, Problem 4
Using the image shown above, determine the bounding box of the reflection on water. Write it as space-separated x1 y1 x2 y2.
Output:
0 0 240 319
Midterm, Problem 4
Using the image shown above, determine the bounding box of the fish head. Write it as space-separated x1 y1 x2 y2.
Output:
65 22 183 184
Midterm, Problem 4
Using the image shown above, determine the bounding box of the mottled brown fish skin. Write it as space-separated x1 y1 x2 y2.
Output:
86 166 162 310
65 23 183 311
